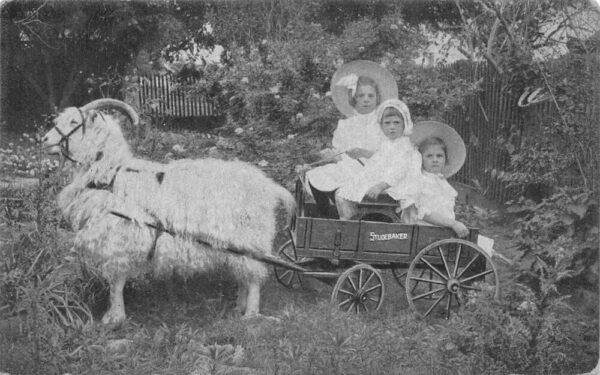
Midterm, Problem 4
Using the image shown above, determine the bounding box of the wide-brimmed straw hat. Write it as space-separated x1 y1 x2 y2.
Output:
331 60 398 117
410 121 466 178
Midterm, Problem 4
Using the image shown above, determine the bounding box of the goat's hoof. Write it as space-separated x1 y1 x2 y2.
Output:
101 311 126 325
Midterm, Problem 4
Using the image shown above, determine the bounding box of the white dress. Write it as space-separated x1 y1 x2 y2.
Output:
306 111 381 192
389 170 458 225
336 137 422 203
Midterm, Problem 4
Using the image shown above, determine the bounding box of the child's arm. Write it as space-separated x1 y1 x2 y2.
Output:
422 211 469 238
346 148 375 160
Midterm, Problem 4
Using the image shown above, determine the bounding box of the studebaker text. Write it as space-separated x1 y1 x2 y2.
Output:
369 232 408 241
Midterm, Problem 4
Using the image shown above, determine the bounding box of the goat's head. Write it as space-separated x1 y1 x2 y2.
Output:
42 99 139 163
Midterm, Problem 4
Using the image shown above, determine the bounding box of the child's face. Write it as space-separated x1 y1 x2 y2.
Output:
380 115 405 140
421 144 446 174
354 84 377 114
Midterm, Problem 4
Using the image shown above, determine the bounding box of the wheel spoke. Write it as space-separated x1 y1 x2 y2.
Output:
358 268 364 288
460 284 482 292
346 301 356 313
455 293 461 306
280 269 293 283
347 274 358 291
456 253 481 279
409 276 446 285
368 296 380 303
461 269 494 284
420 258 448 281
410 268 427 293
424 292 448 318
362 302 370 313
338 288 356 296
411 286 445 301
364 283 383 294
363 271 375 289
339 298 353 308
282 250 295 262
453 244 462 277
395 270 407 289
438 246 452 279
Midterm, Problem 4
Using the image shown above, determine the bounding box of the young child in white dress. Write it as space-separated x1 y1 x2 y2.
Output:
335 99 421 220
304 61 398 216
389 121 469 237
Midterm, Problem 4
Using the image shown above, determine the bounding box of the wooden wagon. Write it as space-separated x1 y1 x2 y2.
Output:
273 176 500 319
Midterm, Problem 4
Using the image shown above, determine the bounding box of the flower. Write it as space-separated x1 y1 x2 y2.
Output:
234 127 244 135
258 159 269 167
172 144 185 153
241 77 249 84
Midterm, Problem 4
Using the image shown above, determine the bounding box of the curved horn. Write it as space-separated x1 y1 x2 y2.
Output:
80 99 140 126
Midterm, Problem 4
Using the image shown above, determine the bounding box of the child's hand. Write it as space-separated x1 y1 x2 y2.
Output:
366 182 389 199
295 164 310 174
319 148 336 159
451 220 469 238
346 148 373 160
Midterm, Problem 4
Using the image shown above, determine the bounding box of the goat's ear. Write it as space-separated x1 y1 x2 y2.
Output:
87 110 107 130
88 109 100 122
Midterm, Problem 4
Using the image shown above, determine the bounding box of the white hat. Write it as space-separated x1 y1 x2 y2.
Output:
331 60 398 117
411 121 466 178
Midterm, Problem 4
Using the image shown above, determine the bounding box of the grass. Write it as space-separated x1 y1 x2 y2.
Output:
1 248 597 375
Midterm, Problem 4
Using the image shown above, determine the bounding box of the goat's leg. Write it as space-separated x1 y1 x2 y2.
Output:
236 283 248 315
242 281 260 318
101 273 127 324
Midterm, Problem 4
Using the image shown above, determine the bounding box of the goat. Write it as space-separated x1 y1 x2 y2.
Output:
43 99 295 323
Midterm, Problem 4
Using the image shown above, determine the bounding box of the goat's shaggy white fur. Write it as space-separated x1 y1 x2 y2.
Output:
43 102 295 323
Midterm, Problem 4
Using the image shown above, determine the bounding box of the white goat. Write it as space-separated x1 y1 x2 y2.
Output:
43 99 295 323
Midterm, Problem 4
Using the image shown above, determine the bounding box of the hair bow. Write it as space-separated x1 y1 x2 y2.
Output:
335 73 359 97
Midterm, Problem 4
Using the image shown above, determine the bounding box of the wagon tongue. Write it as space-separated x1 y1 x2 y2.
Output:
226 247 307 272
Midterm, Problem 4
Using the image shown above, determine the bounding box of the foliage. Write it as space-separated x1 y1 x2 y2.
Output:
507 187 598 289
172 9 477 186
422 279 597 374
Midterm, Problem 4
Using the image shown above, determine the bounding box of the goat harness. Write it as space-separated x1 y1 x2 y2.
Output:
51 109 106 163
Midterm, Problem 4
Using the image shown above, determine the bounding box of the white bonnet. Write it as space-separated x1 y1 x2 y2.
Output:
376 99 414 135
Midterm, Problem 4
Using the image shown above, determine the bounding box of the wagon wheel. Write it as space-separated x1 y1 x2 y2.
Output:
391 265 407 288
273 240 304 289
331 264 385 313
393 266 435 300
406 239 499 319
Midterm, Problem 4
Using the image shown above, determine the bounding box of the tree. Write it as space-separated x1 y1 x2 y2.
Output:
0 0 206 129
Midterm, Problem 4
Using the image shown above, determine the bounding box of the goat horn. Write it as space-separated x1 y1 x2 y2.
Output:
80 99 139 126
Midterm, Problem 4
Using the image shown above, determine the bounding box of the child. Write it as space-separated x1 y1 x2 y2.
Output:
388 121 469 238
334 99 421 220
304 61 398 215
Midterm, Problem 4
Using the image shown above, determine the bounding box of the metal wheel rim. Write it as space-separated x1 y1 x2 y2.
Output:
406 238 499 319
273 240 303 289
331 263 385 313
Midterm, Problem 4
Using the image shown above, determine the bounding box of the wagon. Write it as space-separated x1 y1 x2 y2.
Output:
273 176 500 319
